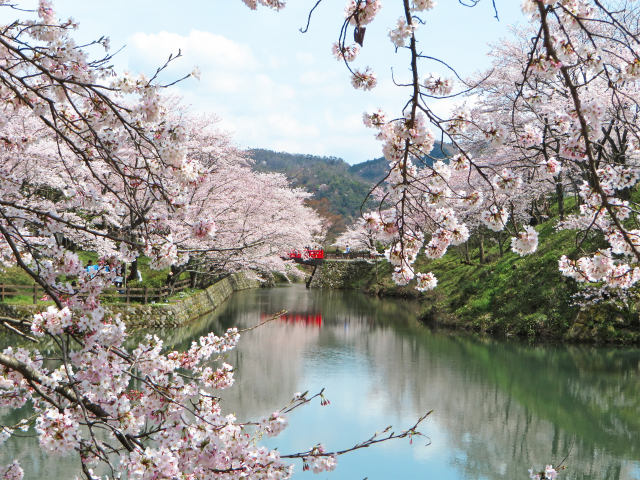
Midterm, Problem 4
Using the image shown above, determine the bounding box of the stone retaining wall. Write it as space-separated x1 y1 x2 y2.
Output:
0 303 39 323
308 260 375 289
0 272 261 329
116 272 261 328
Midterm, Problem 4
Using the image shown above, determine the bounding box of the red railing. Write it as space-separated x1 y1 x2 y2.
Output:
287 249 382 261
323 252 379 260
288 248 324 260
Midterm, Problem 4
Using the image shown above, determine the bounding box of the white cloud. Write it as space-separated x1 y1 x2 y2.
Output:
254 74 297 105
266 55 287 69
125 29 388 163
266 113 320 138
299 69 336 86
128 30 260 72
323 111 363 131
203 73 244 93
295 52 315 67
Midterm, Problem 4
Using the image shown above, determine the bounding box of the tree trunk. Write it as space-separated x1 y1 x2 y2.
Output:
479 234 485 263
556 179 565 220
126 258 138 283
305 265 317 289
375 257 379 284
165 265 180 287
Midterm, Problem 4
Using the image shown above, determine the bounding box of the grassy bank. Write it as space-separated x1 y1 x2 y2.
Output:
353 219 640 344
0 254 191 305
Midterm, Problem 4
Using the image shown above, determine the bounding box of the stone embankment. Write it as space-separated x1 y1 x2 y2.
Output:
0 272 261 329
115 273 261 328
308 260 375 289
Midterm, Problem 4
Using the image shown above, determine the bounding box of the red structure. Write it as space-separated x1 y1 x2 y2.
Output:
288 248 324 260
306 249 324 259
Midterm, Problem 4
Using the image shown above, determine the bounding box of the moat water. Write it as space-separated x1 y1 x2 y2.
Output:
2 284 640 479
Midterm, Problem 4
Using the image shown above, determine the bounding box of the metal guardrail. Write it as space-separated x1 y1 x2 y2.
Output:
0 278 193 305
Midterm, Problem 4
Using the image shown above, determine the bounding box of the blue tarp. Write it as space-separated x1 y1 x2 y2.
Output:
85 265 110 277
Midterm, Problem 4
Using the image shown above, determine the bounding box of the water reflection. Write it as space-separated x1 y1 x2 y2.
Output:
1 285 639 480
211 286 640 480
261 312 323 327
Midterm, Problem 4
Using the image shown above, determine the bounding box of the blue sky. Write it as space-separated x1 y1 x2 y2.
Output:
9 1 525 164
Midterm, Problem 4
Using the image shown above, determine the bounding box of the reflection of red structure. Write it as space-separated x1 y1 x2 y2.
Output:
287 249 324 260
261 312 322 327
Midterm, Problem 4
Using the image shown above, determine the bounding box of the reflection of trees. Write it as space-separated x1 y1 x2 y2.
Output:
350 327 640 480
0 432 79 480
2 285 638 480
208 286 640 480
220 318 317 419
215 286 423 418
316 319 639 480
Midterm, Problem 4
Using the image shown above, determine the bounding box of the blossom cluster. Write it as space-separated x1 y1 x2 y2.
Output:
412 0 436 10
332 42 360 62
351 67 377 90
31 306 73 336
345 0 381 25
241 0 285 10
415 272 437 291
528 464 559 480
423 74 454 96
302 446 337 474
1 461 23 480
481 205 510 232
389 18 414 48
511 226 539 256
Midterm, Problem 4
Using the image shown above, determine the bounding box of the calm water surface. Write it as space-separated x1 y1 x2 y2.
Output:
2 284 640 479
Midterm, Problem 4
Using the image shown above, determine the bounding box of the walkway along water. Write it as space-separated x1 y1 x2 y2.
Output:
0 272 261 330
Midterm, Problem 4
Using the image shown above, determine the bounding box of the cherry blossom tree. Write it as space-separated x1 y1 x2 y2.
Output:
250 0 640 296
457 2 640 288
176 116 324 280
333 219 377 252
3 0 640 477
0 2 426 479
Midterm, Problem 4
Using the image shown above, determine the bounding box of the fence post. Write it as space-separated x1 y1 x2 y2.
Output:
33 283 37 304
126 287 130 305
144 286 148 304
1 284 4 302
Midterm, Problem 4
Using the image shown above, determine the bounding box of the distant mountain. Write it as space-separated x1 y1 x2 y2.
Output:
248 143 453 238
348 141 454 184
249 149 374 238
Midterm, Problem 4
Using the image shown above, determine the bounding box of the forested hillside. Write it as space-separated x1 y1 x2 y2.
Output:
348 142 454 183
249 143 453 238
249 149 375 237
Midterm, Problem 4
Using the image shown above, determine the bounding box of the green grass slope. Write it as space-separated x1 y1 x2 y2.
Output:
356 219 640 344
